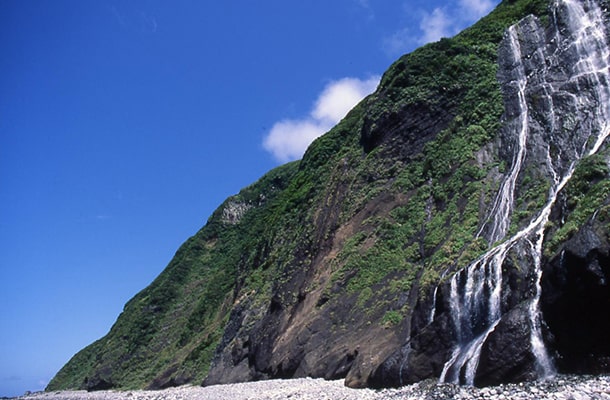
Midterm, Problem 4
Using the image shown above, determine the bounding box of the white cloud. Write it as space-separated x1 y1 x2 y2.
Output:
313 77 380 123
459 0 494 19
419 8 453 44
384 0 499 54
263 120 331 163
263 76 380 163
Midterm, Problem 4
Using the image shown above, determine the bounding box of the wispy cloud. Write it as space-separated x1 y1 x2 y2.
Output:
109 5 158 34
384 0 497 55
263 76 380 163
110 6 127 28
139 12 158 34
383 27 413 56
459 0 495 18
354 0 375 21
419 8 453 44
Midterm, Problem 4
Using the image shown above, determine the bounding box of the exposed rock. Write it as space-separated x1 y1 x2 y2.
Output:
84 376 113 392
542 217 610 374
475 305 538 387
221 200 252 225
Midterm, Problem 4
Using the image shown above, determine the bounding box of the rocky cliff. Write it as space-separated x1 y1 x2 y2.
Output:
47 0 610 391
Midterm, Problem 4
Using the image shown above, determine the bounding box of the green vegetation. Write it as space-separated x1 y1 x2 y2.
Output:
324 0 552 310
509 166 553 235
382 310 403 327
545 151 610 257
48 161 301 390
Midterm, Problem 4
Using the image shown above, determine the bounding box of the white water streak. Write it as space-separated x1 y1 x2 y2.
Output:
438 0 610 385
487 31 530 245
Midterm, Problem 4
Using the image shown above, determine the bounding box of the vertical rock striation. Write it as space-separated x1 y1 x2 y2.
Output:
374 0 610 387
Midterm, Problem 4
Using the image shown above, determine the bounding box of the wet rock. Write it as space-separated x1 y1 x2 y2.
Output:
475 305 538 386
542 220 610 375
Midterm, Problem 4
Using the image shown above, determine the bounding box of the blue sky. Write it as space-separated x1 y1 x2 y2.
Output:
0 0 496 396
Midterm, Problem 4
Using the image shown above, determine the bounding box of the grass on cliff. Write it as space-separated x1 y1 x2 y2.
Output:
325 0 549 308
545 150 610 257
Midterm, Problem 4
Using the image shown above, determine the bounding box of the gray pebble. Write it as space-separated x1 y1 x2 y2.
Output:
14 375 610 400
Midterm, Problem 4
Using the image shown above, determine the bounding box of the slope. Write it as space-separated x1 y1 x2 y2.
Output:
48 0 610 390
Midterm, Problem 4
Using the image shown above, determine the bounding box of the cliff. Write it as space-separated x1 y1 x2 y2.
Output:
48 0 610 391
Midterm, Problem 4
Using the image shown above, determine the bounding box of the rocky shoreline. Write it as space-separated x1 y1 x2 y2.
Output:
16 375 610 400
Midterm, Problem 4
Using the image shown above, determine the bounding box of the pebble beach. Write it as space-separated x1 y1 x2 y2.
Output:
16 375 610 400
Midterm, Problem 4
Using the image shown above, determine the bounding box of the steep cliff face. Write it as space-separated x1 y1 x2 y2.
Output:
48 0 610 392
372 0 610 387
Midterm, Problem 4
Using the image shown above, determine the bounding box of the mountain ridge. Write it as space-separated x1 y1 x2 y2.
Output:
47 0 610 391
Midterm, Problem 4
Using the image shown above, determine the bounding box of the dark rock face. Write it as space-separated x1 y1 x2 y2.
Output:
542 218 610 374
202 302 258 385
85 371 114 392
368 283 455 388
370 244 542 388
361 102 454 159
475 305 538 387
148 365 192 390
204 232 411 388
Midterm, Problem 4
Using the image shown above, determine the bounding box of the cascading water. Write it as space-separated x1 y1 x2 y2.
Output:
485 29 530 245
437 0 610 385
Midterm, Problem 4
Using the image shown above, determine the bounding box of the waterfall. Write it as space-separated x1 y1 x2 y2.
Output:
437 0 610 385
485 28 530 245
428 285 439 323
559 0 610 152
439 238 513 384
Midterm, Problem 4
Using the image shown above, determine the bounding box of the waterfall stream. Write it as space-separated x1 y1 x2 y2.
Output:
437 0 610 385
486 29 530 245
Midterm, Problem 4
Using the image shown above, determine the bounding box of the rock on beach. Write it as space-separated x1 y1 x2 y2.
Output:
16 375 610 400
